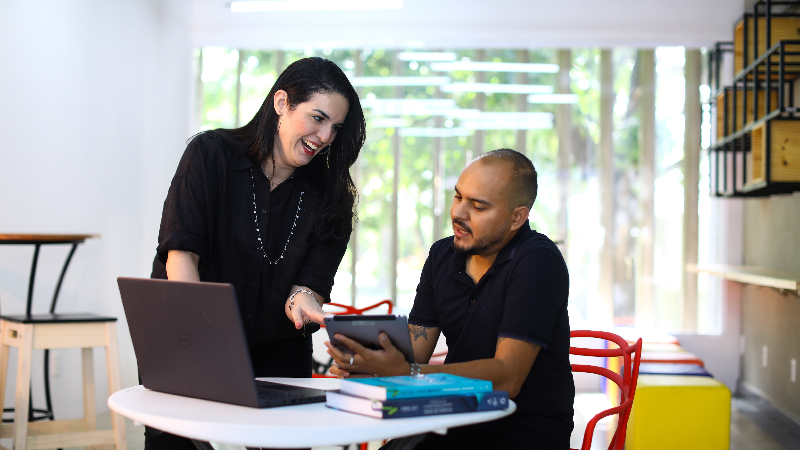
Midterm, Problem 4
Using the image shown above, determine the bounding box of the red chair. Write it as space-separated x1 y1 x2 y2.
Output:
324 299 393 317
570 330 643 450
639 351 703 366
428 349 448 365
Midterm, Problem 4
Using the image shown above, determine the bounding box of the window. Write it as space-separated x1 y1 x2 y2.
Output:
194 47 705 334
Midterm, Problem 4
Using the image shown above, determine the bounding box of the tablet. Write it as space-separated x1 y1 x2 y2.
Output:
324 314 415 364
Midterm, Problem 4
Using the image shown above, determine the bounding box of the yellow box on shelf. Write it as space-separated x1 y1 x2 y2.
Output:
747 119 800 187
715 87 780 140
733 16 800 76
626 375 731 450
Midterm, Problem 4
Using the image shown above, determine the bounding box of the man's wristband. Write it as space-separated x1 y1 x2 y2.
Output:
410 362 422 378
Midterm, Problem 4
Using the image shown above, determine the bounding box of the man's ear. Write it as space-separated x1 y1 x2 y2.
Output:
509 206 529 232
274 89 288 115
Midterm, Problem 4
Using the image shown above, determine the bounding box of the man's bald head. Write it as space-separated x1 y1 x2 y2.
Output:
474 148 538 210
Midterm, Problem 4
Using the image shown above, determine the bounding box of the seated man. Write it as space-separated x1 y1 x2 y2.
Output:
326 148 574 449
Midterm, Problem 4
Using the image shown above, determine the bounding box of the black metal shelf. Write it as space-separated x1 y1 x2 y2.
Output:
707 113 800 197
705 0 800 198
707 41 734 99
711 108 796 149
736 39 800 83
735 0 800 79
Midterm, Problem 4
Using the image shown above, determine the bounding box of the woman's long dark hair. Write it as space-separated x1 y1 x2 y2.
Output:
221 57 366 242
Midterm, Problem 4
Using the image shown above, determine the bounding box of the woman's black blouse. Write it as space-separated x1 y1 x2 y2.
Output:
151 131 349 348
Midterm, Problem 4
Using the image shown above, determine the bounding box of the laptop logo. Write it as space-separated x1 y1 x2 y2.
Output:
177 330 192 349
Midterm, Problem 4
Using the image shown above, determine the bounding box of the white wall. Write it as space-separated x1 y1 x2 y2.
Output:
0 0 192 419
676 195 744 392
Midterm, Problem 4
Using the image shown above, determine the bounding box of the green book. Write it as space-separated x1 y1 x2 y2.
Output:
339 373 493 401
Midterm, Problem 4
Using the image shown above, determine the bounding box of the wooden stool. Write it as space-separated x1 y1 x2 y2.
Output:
0 314 126 450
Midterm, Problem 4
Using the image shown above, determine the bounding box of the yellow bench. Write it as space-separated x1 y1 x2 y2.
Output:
606 343 703 402
626 375 731 450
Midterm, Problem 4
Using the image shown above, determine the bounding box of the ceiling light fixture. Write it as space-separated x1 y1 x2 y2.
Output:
430 61 559 73
460 118 553 130
397 52 457 62
398 128 473 137
349 76 451 87
230 0 403 12
368 118 410 128
526 94 579 104
441 83 554 95
361 98 457 116
477 112 554 120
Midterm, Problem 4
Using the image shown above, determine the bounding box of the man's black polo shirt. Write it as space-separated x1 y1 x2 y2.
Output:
409 221 574 449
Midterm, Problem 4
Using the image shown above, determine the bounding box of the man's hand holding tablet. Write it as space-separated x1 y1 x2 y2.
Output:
324 314 416 377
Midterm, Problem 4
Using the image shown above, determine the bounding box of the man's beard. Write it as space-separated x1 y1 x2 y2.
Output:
452 219 508 256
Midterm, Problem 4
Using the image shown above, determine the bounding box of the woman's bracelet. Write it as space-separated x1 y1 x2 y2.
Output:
288 288 316 311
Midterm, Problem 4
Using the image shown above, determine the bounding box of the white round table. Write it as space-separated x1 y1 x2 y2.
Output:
108 377 516 449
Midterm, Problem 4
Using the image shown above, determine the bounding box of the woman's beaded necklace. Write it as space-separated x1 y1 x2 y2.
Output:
250 167 304 265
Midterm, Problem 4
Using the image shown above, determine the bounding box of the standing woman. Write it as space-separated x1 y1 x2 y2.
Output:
148 57 365 449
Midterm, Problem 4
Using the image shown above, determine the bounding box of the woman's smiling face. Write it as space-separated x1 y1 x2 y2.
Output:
273 90 349 169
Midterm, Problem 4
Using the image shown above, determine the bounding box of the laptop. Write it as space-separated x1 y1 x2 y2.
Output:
117 277 327 408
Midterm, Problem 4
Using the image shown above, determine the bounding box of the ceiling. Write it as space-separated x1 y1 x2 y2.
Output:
191 0 744 50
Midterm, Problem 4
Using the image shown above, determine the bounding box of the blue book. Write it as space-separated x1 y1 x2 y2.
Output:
338 373 493 400
326 389 509 419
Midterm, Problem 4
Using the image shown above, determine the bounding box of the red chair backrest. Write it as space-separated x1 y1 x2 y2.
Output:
570 330 643 450
320 300 393 329
325 300 393 316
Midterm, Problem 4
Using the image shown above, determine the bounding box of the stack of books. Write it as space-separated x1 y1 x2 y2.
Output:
325 373 509 419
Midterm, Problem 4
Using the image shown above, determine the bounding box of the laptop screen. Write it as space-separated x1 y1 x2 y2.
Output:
118 278 266 407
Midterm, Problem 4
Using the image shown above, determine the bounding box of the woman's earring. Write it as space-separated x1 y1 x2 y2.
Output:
277 120 281 132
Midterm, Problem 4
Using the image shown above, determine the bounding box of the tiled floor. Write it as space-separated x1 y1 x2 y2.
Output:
51 392 799 450
730 406 785 450
730 395 800 450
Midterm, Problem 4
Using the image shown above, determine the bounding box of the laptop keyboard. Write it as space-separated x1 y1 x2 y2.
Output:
254 381 326 407
257 387 297 400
